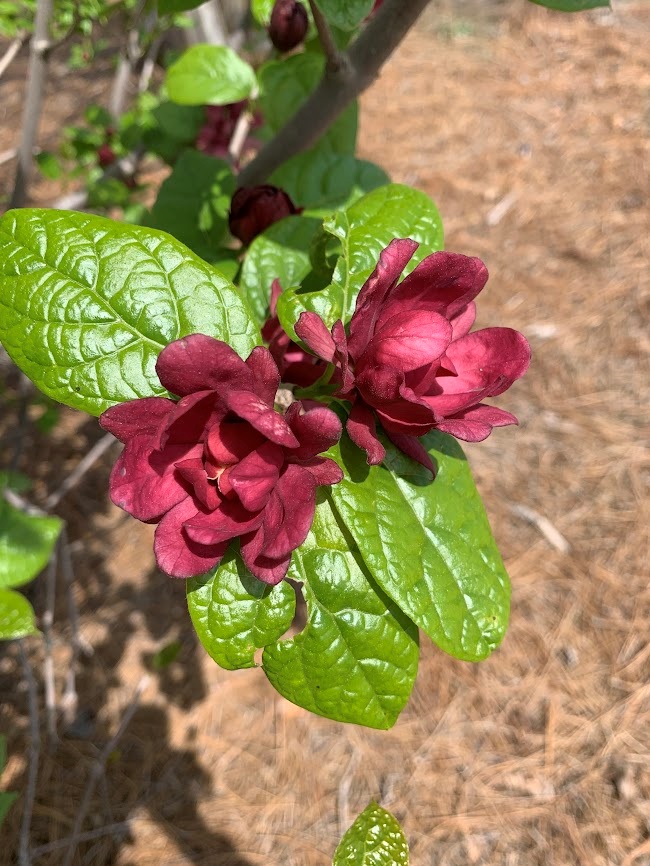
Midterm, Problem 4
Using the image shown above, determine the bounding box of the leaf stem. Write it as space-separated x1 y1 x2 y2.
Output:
308 0 349 75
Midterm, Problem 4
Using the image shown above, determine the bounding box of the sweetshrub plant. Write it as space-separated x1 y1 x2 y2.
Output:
0 0 604 741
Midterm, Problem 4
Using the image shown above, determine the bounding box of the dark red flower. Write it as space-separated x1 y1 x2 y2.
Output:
229 185 301 246
195 102 261 162
294 239 531 473
269 0 309 52
99 335 343 584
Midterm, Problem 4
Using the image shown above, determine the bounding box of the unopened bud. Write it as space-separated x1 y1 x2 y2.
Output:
268 0 309 53
229 185 300 246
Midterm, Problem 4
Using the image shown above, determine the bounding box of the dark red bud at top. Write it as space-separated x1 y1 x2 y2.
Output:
97 143 116 168
268 0 308 53
229 185 300 246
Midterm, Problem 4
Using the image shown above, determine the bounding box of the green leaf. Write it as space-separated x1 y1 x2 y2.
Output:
258 53 357 155
270 151 389 215
148 150 236 263
330 432 511 662
262 496 418 729
251 0 274 25
0 471 31 493
0 500 61 590
166 45 257 107
323 183 444 324
276 280 342 344
187 550 296 671
151 640 182 669
142 101 205 164
528 0 607 10
0 589 38 640
157 0 206 12
239 215 321 324
314 0 373 31
333 801 409 865
0 209 260 415
0 791 17 830
35 151 62 180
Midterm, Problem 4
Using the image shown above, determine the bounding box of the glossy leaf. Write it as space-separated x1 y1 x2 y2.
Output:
330 432 511 662
148 150 236 263
314 0 374 31
0 209 260 415
262 496 419 729
239 215 321 323
333 802 409 865
0 589 38 640
323 183 444 324
166 45 256 106
529 0 607 9
0 500 61 590
270 151 389 216
258 53 357 154
187 551 295 671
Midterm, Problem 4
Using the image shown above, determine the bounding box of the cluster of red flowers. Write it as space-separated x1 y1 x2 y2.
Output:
102 216 530 584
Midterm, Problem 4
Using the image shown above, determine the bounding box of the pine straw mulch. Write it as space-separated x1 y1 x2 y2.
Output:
1 3 649 864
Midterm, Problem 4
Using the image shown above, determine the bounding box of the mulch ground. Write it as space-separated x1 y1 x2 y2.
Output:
1 2 649 864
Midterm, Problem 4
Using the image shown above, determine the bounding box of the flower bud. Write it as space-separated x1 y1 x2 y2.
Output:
229 185 300 246
97 143 116 169
268 0 309 53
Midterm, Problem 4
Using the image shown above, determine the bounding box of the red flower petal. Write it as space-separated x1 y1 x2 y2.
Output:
377 252 488 331
449 302 476 340
256 464 317 560
109 437 200 521
100 397 174 444
226 389 299 448
284 402 342 460
240 529 292 585
155 390 223 450
384 431 436 476
299 456 344 486
347 238 419 360
435 404 519 442
294 311 337 362
184 499 264 545
206 419 266 467
156 334 251 397
227 442 284 512
174 457 221 510
362 309 452 374
346 402 386 466
245 345 280 405
154 497 228 578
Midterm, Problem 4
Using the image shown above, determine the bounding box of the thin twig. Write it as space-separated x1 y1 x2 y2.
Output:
18 642 41 866
308 0 348 74
44 433 116 511
0 33 26 80
238 0 432 186
510 503 571 553
59 528 88 729
42 547 59 746
31 821 131 858
61 676 150 866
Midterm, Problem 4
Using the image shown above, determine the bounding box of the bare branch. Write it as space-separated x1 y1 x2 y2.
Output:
42 549 59 745
18 642 41 866
308 0 348 74
62 676 150 866
10 0 55 208
44 433 116 511
238 0 432 187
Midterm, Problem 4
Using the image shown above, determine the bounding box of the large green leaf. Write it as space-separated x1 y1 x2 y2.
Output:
529 0 607 9
314 0 374 30
239 215 321 324
324 183 444 323
333 802 409 865
148 150 236 264
166 45 257 107
330 432 511 662
262 496 419 729
0 589 38 640
270 151 389 216
258 53 357 155
0 500 61 590
0 209 260 415
187 551 295 670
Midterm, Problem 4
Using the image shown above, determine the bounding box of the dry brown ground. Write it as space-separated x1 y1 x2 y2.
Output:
1 3 649 865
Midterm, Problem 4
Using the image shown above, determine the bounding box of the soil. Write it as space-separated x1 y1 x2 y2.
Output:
1 2 649 865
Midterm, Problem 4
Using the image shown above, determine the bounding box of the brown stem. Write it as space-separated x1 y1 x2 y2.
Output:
9 0 55 208
308 0 347 74
238 0 431 187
